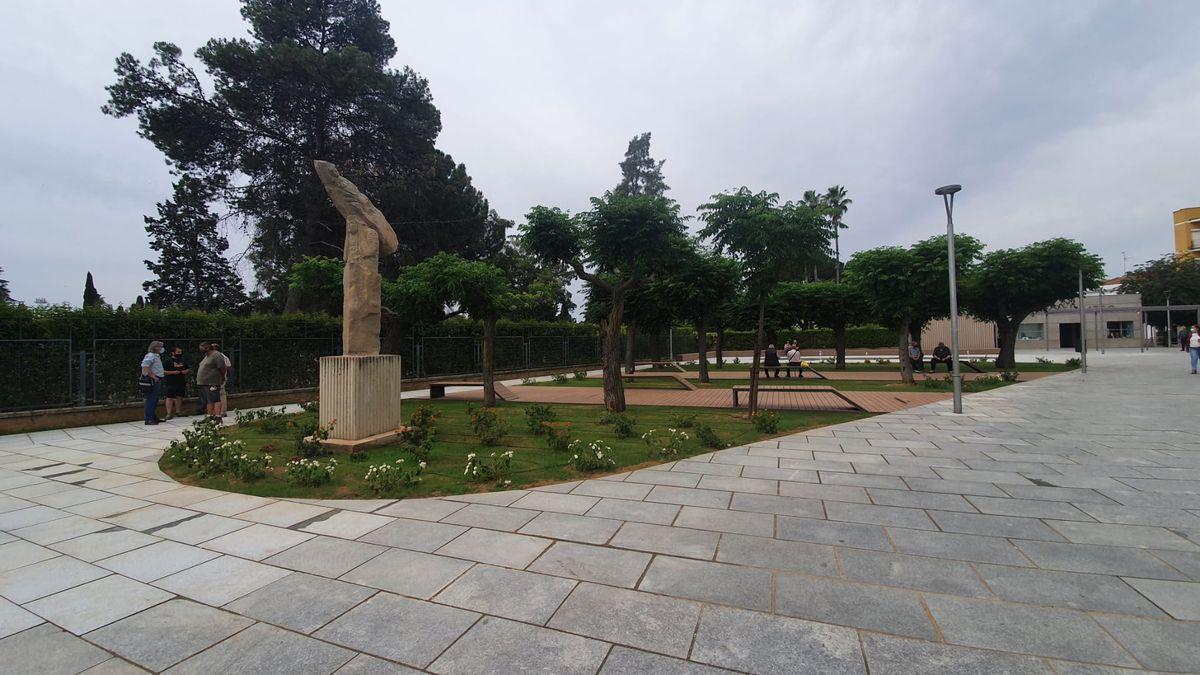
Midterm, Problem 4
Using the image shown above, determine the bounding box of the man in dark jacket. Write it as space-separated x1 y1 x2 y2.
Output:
763 344 780 379
929 342 952 372
1180 326 1190 352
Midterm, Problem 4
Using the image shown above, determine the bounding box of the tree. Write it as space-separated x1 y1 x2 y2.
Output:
699 189 830 413
963 238 1104 368
614 132 668 198
669 248 742 382
143 176 250 312
492 236 575 321
846 235 982 383
104 0 503 309
824 186 852 283
288 256 345 315
521 194 686 411
773 281 868 369
1118 255 1200 309
0 267 10 304
83 272 104 308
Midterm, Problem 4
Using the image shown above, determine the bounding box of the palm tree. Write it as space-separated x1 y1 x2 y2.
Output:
802 190 826 281
824 186 852 282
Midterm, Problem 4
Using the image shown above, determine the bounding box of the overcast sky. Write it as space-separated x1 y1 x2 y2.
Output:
2 0 1197 307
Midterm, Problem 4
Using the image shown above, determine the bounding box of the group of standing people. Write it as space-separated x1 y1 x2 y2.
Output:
139 341 230 425
762 342 810 378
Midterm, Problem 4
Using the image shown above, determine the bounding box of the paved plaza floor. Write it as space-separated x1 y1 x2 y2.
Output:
1 350 1199 673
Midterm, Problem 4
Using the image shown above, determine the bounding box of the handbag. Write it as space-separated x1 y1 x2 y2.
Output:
137 375 154 397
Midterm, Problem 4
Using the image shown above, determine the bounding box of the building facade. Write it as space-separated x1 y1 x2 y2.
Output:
1173 207 1200 260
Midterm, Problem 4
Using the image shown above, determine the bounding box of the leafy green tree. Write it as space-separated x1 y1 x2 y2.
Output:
104 0 503 309
824 186 852 282
288 256 345 315
143 176 249 313
1118 255 1200 308
963 238 1104 368
669 248 742 382
773 281 868 369
492 236 575 321
0 267 11 304
83 272 104 309
699 189 829 413
521 194 687 411
846 235 982 383
614 132 668 198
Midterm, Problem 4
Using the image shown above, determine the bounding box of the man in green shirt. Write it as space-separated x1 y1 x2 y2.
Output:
195 341 229 419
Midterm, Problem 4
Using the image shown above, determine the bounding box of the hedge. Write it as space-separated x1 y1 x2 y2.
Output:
716 325 896 350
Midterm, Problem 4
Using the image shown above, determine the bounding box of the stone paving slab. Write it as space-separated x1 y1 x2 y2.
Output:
2 351 1200 671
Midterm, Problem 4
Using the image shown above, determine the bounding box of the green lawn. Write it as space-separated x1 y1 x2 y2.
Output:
529 374 1018 393
679 360 1077 373
159 400 869 500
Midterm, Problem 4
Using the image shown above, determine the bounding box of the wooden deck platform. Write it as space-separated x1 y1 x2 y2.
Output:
686 369 1054 382
440 384 951 414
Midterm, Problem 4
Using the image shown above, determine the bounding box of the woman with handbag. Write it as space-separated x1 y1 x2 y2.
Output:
139 341 165 425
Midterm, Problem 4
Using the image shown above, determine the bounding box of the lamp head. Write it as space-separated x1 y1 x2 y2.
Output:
935 184 962 196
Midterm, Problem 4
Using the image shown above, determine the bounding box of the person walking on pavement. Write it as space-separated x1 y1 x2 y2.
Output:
1179 326 1190 352
140 341 165 425
196 342 229 419
1189 328 1200 374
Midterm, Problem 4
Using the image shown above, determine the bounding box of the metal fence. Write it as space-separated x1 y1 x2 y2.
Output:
0 331 703 413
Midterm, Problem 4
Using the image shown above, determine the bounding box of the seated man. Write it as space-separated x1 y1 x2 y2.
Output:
929 341 952 372
907 341 924 372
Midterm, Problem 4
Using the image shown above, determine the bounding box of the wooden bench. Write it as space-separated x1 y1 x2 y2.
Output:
428 382 519 400
633 360 687 373
752 365 828 380
731 385 865 411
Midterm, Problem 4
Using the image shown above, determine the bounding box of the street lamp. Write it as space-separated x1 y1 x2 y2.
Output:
1166 291 1172 347
935 184 963 414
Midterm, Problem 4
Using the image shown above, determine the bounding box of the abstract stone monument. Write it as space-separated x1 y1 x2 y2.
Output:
313 160 403 450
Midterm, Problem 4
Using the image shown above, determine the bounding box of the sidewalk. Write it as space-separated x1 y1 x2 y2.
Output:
0 350 1197 673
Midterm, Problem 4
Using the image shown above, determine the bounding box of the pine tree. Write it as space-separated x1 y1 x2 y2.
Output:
614 132 669 197
143 176 250 313
0 266 10 304
83 272 104 308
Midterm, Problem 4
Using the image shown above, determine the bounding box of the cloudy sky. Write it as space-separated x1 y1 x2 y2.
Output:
1 0 1197 307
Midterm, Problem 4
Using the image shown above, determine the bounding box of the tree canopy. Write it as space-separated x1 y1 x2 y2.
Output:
772 280 867 369
0 267 10 304
1117 255 1200 308
83 272 105 309
963 238 1103 367
104 0 504 309
614 132 668 198
143 176 250 313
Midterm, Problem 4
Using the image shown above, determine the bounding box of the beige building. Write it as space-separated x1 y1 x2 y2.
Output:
920 292 1145 352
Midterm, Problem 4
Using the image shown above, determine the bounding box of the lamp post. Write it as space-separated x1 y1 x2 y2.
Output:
1078 269 1087 374
1165 291 1172 348
935 184 963 414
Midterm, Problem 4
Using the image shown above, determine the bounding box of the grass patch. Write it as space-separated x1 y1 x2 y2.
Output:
527 375 1019 393
159 400 868 500
682 360 1077 373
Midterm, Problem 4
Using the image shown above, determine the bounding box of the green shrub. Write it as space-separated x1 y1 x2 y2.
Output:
299 399 319 414
568 440 616 472
551 373 569 384
1065 357 1081 367
642 428 690 457
294 419 334 457
364 458 424 494
573 370 588 380
694 423 726 449
608 413 637 439
752 410 780 434
1000 370 1019 382
286 457 336 486
464 450 514 484
233 406 288 434
166 417 272 480
467 405 507 445
524 404 556 434
542 421 573 452
401 404 439 446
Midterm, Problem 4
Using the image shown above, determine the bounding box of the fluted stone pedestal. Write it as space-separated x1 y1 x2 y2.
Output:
318 355 403 452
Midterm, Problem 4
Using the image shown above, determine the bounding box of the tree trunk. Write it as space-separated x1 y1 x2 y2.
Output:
898 327 915 384
714 328 725 369
624 322 637 374
749 302 766 414
833 324 847 370
482 315 497 407
696 319 710 383
995 320 1019 370
834 232 841 283
602 294 627 412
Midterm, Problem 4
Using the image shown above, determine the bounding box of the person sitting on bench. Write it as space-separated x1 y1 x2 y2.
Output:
928 341 952 372
763 344 780 378
786 345 805 378
907 341 924 372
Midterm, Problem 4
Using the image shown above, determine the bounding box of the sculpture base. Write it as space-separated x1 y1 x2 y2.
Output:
318 428 403 454
319 355 402 448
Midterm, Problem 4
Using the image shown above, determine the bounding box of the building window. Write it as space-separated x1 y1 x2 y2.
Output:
1192 228 1200 251
1016 323 1045 340
1107 321 1133 339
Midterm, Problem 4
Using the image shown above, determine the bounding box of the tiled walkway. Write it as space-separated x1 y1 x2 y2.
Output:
1 351 1198 673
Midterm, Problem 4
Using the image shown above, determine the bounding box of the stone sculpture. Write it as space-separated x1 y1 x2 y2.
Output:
313 160 399 355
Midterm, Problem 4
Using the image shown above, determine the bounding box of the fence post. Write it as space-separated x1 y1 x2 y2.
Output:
77 351 87 405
